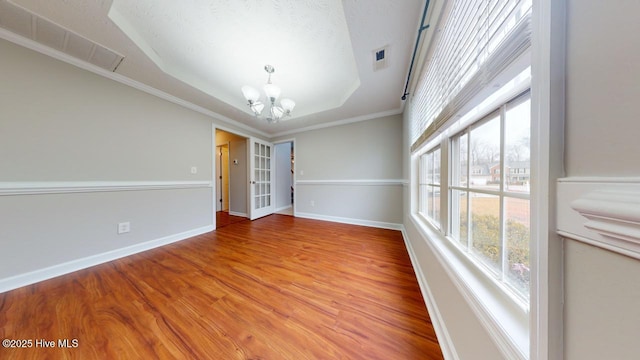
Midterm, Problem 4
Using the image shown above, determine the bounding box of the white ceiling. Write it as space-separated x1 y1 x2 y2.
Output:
0 0 425 137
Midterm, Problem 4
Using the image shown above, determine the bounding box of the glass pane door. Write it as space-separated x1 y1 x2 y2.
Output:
249 138 274 220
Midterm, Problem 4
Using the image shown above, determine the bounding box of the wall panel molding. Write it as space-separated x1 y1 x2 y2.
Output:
296 179 406 186
0 181 212 196
558 177 640 259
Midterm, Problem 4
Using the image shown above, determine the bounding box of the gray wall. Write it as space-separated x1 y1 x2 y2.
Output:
1 42 212 182
274 142 292 211
563 1 640 359
277 115 404 227
0 38 217 290
216 130 248 216
229 139 248 216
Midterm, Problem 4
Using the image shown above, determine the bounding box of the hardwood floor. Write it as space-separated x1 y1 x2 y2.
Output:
216 211 249 228
0 215 443 359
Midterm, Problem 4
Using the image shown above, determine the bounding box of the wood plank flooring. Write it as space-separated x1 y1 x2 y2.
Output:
216 211 249 228
0 215 443 359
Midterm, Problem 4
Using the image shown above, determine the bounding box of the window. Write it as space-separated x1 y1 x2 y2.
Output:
406 0 534 356
450 91 531 299
419 147 441 228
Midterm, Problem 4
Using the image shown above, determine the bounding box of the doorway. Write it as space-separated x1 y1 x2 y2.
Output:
274 140 295 216
216 144 229 212
215 129 249 227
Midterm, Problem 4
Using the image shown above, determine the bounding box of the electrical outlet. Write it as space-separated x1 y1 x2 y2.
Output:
118 222 131 234
190 166 198 174
310 200 315 207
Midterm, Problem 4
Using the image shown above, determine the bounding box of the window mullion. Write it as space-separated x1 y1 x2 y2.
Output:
465 131 471 252
500 104 508 283
449 137 459 239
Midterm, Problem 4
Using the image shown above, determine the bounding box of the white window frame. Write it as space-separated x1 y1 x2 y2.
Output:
418 147 442 229
529 1 565 359
411 66 532 359
449 91 531 303
407 0 564 357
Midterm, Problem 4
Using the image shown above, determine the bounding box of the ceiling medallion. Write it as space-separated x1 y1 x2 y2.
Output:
241 65 295 123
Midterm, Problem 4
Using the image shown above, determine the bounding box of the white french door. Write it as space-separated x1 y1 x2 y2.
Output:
249 138 275 220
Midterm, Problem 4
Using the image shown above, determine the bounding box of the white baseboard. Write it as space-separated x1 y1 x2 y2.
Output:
0 225 214 294
228 211 248 217
274 205 292 213
400 226 459 360
295 212 402 230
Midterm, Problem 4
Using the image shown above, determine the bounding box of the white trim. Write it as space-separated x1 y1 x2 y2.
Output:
273 138 297 217
0 27 269 139
248 137 276 220
274 205 293 213
271 108 403 138
558 178 640 260
296 212 402 231
410 215 529 360
0 27 405 140
400 227 460 360
228 211 248 217
530 0 566 358
296 179 405 186
0 225 214 294
0 181 212 196
214 123 257 143
558 176 640 184
212 123 218 229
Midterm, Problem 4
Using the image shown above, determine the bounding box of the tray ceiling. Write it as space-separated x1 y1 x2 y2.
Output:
1 0 424 136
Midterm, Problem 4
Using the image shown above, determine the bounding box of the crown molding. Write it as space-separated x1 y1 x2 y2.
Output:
0 27 270 139
270 108 403 138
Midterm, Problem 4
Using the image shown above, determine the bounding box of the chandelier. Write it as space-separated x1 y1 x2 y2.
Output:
241 65 295 123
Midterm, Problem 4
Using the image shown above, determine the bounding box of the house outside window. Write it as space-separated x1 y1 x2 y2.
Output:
407 0 533 355
450 91 531 298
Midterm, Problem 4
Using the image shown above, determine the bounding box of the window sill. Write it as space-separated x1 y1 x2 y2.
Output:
410 213 529 359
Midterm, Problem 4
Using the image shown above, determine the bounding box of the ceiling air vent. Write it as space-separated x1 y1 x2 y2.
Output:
0 1 124 72
372 46 388 71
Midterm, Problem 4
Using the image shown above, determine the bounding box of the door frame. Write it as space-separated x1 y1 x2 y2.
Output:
274 138 296 216
213 124 253 229
248 137 276 220
215 143 230 212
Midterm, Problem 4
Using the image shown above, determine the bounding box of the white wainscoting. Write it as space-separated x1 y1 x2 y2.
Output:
558 177 640 259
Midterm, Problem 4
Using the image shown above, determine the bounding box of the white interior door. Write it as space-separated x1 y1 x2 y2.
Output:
249 138 275 220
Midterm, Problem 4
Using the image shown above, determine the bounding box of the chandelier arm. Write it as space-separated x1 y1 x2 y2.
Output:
242 64 292 123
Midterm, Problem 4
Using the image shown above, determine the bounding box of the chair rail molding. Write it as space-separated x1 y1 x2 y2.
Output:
0 181 212 196
557 177 640 259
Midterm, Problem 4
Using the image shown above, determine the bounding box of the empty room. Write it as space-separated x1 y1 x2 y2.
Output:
2 0 640 359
